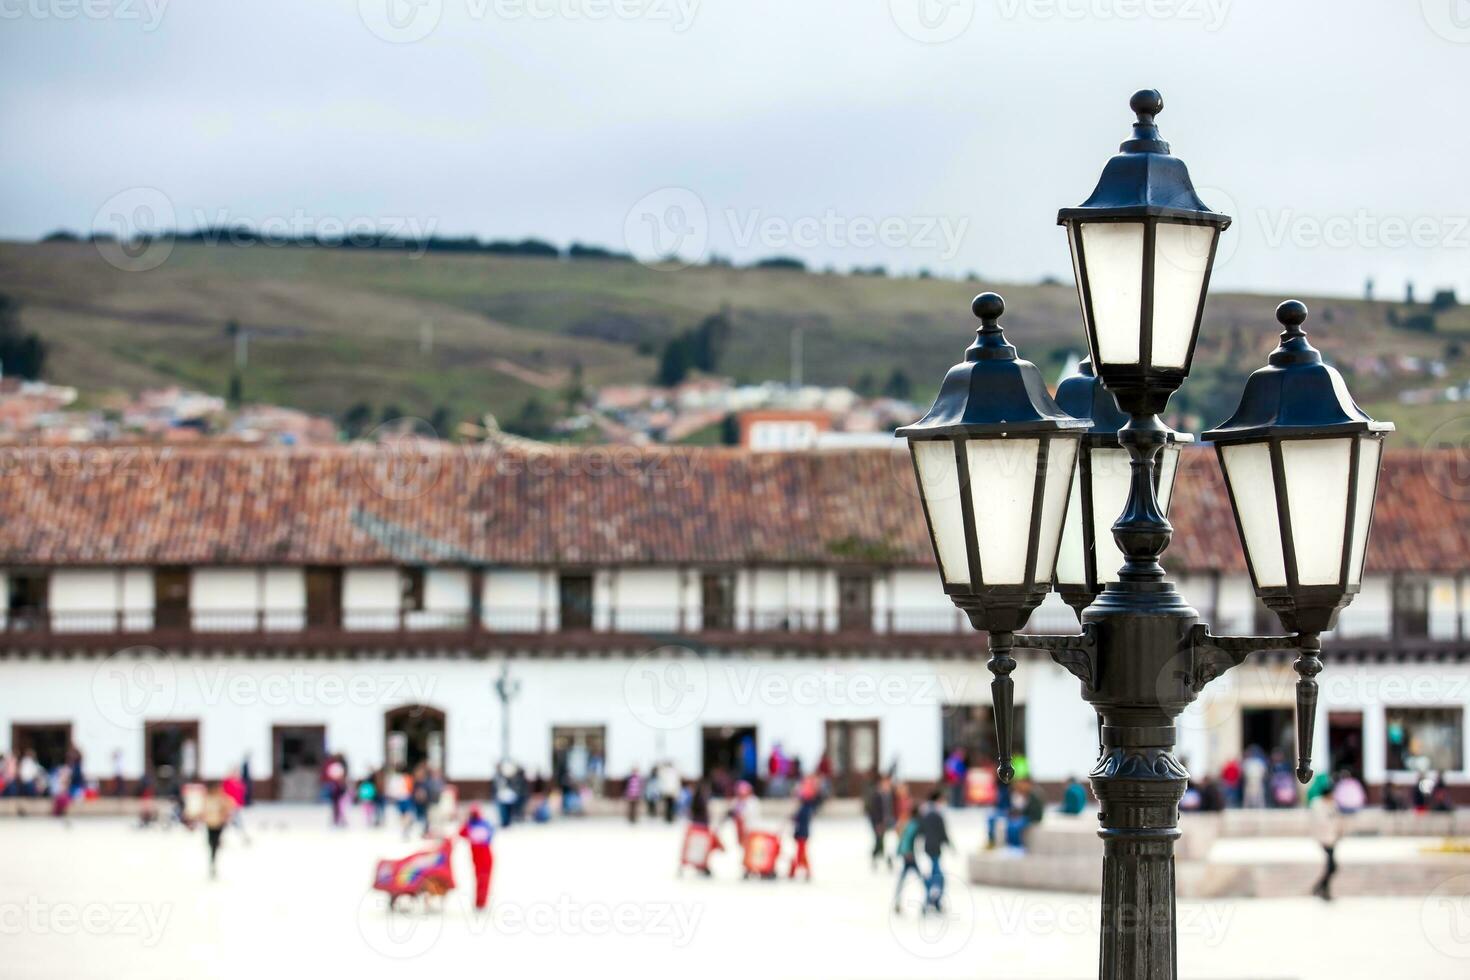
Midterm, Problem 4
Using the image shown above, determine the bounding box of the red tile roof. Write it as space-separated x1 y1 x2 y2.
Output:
0 445 1461 574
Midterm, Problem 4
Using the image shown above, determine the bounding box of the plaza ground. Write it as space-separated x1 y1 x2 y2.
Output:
1 806 1467 980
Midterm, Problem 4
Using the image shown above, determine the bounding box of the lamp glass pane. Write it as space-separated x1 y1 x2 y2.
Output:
1151 223 1216 369
1221 442 1287 588
1032 438 1079 582
1079 222 1145 366
1066 227 1093 341
1157 443 1182 516
1055 455 1087 588
1089 447 1132 585
967 437 1040 585
1347 436 1383 587
1282 437 1353 586
912 440 969 586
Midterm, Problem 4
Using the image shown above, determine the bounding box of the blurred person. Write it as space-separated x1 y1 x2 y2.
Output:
657 760 681 824
919 790 951 914
324 753 348 827
1331 769 1366 814
1242 747 1268 809
1060 776 1088 815
457 804 495 911
111 749 125 798
788 781 816 880
724 780 760 846
48 764 72 823
357 768 382 826
894 781 914 825
0 751 13 796
221 768 251 844
1310 792 1343 901
17 749 39 797
688 780 712 827
1197 776 1225 813
891 808 924 914
1220 757 1242 807
866 774 897 870
1429 772 1454 813
624 767 643 824
494 761 519 827
943 747 967 808
386 767 415 838
201 782 234 879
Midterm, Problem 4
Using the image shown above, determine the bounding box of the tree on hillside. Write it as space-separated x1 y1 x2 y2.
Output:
506 397 554 439
430 405 453 439
883 368 913 401
686 310 732 373
0 295 46 380
341 402 373 439
656 337 690 387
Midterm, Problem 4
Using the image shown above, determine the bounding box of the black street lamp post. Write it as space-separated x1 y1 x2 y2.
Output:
899 92 1393 980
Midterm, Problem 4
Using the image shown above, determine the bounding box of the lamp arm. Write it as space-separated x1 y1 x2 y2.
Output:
1014 623 1099 689
1186 624 1324 784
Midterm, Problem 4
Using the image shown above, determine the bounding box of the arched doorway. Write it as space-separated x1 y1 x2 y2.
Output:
385 705 446 773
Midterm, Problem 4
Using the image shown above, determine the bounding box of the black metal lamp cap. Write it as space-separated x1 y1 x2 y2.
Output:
1057 90 1232 228
897 293 1091 439
1203 301 1395 443
1055 357 1195 447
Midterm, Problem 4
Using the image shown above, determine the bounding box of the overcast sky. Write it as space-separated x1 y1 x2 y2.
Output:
2 0 1467 297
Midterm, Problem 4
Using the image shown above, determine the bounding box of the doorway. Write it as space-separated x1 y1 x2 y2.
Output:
385 705 445 773
559 574 594 630
6 572 48 632
272 725 326 801
824 719 880 797
1327 711 1364 778
144 720 199 794
551 726 606 791
10 722 71 770
702 725 757 792
1241 707 1294 757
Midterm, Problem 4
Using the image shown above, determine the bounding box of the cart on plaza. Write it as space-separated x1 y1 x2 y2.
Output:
741 830 781 880
678 824 724 876
372 838 456 909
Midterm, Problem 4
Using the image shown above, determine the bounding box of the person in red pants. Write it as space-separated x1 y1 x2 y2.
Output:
788 780 818 880
458 805 495 910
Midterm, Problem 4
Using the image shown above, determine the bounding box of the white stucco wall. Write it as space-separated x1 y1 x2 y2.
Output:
343 568 399 630
483 569 551 631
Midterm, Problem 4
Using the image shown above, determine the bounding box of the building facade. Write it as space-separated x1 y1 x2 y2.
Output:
0 446 1465 801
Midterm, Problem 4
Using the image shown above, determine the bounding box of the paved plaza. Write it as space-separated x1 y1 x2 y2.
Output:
2 807 1467 979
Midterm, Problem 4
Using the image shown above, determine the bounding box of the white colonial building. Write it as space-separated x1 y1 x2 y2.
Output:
0 445 1465 802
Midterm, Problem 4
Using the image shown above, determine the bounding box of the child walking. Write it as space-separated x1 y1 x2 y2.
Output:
788 781 817 880
892 812 924 913
458 805 496 910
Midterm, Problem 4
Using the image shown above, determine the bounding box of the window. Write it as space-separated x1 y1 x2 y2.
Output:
305 567 341 629
701 572 735 631
401 568 426 612
559 574 594 631
7 572 48 632
154 567 190 630
837 573 874 632
1393 578 1430 638
1385 707 1463 772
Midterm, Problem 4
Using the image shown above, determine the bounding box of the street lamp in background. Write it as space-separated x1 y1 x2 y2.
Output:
899 91 1393 980
494 661 521 766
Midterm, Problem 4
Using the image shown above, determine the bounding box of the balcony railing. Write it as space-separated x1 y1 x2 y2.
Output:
2 607 1451 656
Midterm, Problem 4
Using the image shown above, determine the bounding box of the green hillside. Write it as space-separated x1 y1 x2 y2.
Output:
2 241 1464 443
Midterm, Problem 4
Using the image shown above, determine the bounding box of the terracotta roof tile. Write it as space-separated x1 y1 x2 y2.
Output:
0 445 1460 574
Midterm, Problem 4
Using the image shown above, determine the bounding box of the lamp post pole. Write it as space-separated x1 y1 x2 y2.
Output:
899 92 1392 980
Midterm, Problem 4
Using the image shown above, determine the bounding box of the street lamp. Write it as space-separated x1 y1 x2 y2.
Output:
1205 299 1393 780
897 292 1088 778
899 91 1391 980
1053 358 1193 616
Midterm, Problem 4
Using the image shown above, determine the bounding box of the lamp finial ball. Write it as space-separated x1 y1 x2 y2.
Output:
1130 89 1164 119
972 292 1005 322
1277 300 1309 329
